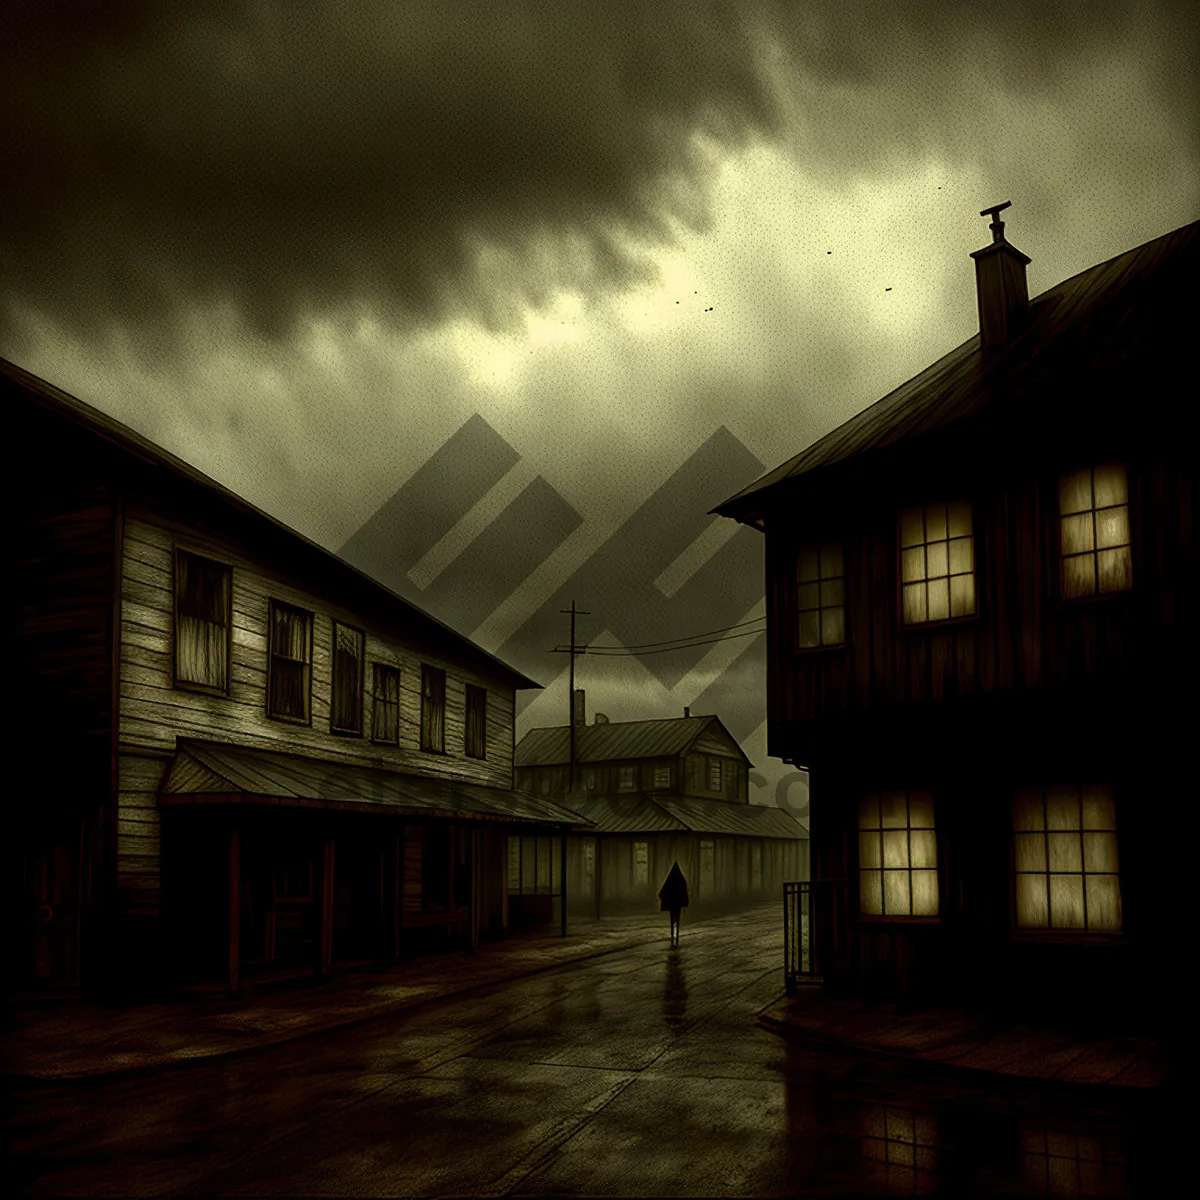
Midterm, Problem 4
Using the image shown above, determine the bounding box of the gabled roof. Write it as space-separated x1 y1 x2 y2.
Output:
161 740 591 826
562 792 807 839
713 219 1198 519
3 356 541 692
514 714 752 768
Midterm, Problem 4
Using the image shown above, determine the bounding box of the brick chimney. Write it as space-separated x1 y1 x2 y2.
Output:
969 201 1030 349
572 688 585 730
683 706 690 718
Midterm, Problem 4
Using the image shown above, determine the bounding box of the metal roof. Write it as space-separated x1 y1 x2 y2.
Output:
559 792 806 838
160 740 592 827
515 714 751 767
2 356 541 692
714 220 1198 518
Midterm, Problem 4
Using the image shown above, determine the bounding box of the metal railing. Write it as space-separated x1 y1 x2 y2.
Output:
783 879 849 993
783 880 815 993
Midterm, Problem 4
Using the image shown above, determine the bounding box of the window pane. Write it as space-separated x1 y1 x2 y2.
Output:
1062 554 1096 598
908 791 934 827
820 578 844 608
821 606 845 646
797 582 820 610
820 541 844 578
883 830 909 868
903 582 926 624
859 831 882 869
797 546 820 582
1059 469 1093 516
1016 874 1049 927
880 792 908 828
883 871 910 916
1013 789 1044 831
926 540 948 579
1095 506 1129 550
910 830 937 869
1085 875 1122 931
949 574 976 618
177 616 227 688
900 509 924 548
947 501 972 538
1092 464 1127 508
1081 786 1116 830
911 870 939 916
1097 546 1132 593
273 605 309 660
923 504 947 542
798 611 820 648
1046 788 1080 830
1083 831 1119 874
1049 875 1085 929
859 793 881 829
1061 513 1094 555
901 547 926 584
270 659 307 719
860 870 883 915
927 577 950 622
1014 832 1046 872
1047 832 1082 873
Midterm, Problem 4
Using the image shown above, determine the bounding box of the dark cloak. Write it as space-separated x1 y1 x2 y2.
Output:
658 861 689 912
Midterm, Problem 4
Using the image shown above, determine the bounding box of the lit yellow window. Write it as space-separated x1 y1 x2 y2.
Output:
1059 465 1131 598
797 541 845 648
899 502 975 624
1013 786 1121 932
858 790 938 917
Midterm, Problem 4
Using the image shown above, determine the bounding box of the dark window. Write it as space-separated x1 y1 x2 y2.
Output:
584 769 596 791
420 665 446 752
618 765 636 790
371 663 400 744
707 757 722 792
268 600 313 722
331 622 364 734
796 540 846 648
174 549 231 691
465 684 487 759
653 765 671 788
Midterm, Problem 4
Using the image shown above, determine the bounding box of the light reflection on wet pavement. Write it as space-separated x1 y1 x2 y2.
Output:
7 908 1182 1196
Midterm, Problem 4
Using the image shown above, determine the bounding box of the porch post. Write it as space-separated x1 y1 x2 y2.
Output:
228 821 240 995
391 831 401 959
470 827 481 950
319 833 335 976
560 828 568 937
448 823 456 918
594 836 602 920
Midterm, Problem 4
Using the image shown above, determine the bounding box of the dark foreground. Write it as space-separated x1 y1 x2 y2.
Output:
6 906 1182 1196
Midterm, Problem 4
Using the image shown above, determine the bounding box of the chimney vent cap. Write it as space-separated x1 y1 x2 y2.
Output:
980 200 1012 243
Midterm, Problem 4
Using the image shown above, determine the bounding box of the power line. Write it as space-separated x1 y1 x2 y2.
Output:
554 624 765 657
553 614 766 655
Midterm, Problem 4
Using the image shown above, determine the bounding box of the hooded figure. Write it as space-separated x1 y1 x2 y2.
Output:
658 862 689 947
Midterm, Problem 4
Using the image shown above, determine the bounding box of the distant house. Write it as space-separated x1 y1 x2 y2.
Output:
713 211 1196 1035
5 358 589 997
514 694 808 920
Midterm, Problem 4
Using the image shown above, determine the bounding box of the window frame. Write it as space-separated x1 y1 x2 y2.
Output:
266 598 314 725
617 765 637 791
370 661 401 745
1055 462 1135 604
464 683 487 760
794 537 848 652
652 764 671 789
329 620 366 737
895 499 981 633
420 663 447 754
172 545 233 697
856 788 941 923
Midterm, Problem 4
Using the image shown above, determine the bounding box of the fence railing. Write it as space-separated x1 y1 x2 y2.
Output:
783 879 849 993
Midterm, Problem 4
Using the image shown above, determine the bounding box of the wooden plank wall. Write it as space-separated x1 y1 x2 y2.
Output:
116 753 170 922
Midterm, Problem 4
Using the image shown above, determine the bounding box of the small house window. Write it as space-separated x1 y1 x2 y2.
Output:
707 757 722 793
653 765 671 788
539 771 551 795
420 664 446 752
858 790 939 917
796 540 845 648
330 622 364 734
899 501 976 624
268 600 313 722
1059 465 1132 599
1013 786 1121 932
371 663 400 744
174 549 231 691
634 841 649 886
584 769 596 791
465 684 487 759
618 765 636 790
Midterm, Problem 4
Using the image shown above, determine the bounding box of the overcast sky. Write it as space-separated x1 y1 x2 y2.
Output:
3 1 1197 798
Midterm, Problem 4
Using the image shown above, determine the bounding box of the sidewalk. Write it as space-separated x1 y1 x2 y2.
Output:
2 914 673 1085
758 987 1173 1091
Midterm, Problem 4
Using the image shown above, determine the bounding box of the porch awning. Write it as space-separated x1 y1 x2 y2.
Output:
159 739 593 828
561 792 807 838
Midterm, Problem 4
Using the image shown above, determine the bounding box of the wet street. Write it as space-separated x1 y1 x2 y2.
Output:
7 905 1181 1196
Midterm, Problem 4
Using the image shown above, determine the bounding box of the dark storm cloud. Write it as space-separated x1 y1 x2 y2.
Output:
2 0 1196 351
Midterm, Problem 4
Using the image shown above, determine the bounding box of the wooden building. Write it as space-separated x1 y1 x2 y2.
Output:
514 697 808 919
713 212 1197 1037
4 358 589 997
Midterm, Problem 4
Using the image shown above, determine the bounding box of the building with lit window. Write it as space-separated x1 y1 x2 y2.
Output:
712 212 1196 1035
514 696 808 920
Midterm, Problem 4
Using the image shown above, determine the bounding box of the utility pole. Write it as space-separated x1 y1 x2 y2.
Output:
552 601 589 940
